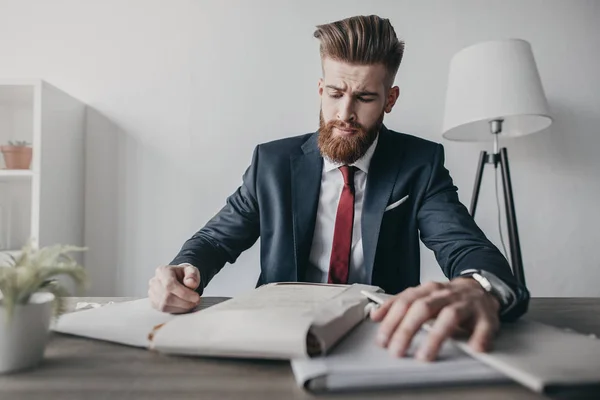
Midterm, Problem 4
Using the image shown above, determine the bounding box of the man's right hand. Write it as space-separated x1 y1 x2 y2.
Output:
148 264 201 313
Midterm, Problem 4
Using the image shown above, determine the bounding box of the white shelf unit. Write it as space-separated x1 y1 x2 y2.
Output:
0 79 85 259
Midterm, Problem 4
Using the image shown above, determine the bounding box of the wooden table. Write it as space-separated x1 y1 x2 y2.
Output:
1 297 599 400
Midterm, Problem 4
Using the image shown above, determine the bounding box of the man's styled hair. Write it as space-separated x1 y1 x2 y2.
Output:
313 15 405 87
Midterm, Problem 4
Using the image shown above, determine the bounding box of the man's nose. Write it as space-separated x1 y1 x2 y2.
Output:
337 99 356 123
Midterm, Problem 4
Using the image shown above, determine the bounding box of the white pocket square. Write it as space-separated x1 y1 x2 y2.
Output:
384 195 409 212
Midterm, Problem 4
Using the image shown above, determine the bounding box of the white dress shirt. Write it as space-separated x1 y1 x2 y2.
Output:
306 134 379 284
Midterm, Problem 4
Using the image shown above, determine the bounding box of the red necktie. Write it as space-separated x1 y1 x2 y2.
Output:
328 165 356 284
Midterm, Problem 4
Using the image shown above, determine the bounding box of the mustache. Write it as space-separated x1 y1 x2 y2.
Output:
325 119 365 132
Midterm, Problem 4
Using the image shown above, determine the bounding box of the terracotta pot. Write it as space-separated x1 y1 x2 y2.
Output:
0 292 55 374
0 146 32 170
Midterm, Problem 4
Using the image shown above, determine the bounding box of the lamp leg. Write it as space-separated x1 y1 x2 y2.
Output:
499 148 526 286
470 151 487 217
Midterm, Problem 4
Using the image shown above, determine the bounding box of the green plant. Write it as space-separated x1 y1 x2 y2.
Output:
6 140 31 147
0 242 87 322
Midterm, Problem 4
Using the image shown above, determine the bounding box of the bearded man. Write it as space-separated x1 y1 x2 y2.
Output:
148 15 529 361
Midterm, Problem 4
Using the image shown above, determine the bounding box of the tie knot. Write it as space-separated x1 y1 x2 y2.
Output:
339 165 356 187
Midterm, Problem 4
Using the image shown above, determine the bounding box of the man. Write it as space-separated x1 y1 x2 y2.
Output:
148 15 529 361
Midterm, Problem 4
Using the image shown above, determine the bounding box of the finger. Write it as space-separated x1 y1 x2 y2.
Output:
370 296 397 322
387 293 455 357
469 314 499 353
182 265 200 290
161 305 194 314
148 285 189 313
371 282 444 322
154 300 194 314
161 276 201 304
376 285 447 347
153 283 198 313
375 288 427 346
416 301 472 361
158 272 201 304
163 291 199 311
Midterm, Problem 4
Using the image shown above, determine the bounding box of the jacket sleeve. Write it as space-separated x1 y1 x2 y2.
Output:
417 143 529 321
169 146 261 294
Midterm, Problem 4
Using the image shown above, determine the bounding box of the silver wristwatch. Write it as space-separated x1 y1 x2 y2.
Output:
459 269 517 315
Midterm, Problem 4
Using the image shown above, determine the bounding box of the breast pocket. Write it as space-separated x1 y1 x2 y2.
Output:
379 194 410 249
384 195 409 213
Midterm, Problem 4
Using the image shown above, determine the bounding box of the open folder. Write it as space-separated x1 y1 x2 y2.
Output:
291 319 510 391
52 282 382 359
291 316 600 394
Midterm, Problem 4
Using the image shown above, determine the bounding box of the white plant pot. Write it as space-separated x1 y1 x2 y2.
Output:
0 292 55 374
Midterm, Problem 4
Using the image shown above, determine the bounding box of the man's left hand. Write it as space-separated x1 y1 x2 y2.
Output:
370 279 501 361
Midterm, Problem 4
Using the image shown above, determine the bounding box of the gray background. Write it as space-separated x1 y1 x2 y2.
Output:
0 0 597 297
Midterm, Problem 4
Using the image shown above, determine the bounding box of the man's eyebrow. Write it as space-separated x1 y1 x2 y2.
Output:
354 90 379 97
325 85 344 92
325 85 379 97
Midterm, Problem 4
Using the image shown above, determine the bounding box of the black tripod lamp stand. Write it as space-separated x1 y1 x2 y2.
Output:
442 39 553 286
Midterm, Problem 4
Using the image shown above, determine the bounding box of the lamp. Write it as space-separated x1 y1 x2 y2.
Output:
442 38 552 286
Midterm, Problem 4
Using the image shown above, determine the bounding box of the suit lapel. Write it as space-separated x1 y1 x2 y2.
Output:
290 133 322 281
362 126 405 283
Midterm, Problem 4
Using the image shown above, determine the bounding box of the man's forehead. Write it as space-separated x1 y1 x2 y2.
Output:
322 58 386 92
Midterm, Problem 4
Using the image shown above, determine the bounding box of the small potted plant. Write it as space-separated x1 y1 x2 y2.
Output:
0 241 87 374
1 140 33 170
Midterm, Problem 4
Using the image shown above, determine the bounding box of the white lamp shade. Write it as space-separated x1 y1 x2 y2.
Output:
442 39 552 142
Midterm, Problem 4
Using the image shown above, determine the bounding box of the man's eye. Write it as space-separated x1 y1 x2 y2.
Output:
358 97 374 103
329 93 343 99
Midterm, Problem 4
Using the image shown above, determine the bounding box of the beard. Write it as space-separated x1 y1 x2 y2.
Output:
317 109 383 165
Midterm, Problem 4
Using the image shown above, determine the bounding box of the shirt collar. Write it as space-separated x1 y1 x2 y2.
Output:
323 133 379 173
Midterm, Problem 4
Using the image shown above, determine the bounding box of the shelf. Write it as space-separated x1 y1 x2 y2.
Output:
0 80 85 270
0 169 33 178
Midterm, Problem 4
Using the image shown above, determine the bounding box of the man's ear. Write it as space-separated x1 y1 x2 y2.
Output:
318 78 324 97
385 86 400 113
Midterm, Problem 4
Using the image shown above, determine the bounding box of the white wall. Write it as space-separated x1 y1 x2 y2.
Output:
0 0 598 297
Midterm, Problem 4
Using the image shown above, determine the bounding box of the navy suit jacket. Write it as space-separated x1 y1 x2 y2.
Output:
171 126 529 321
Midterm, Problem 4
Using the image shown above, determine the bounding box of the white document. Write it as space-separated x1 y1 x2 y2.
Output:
291 319 509 391
51 297 228 348
52 283 381 360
